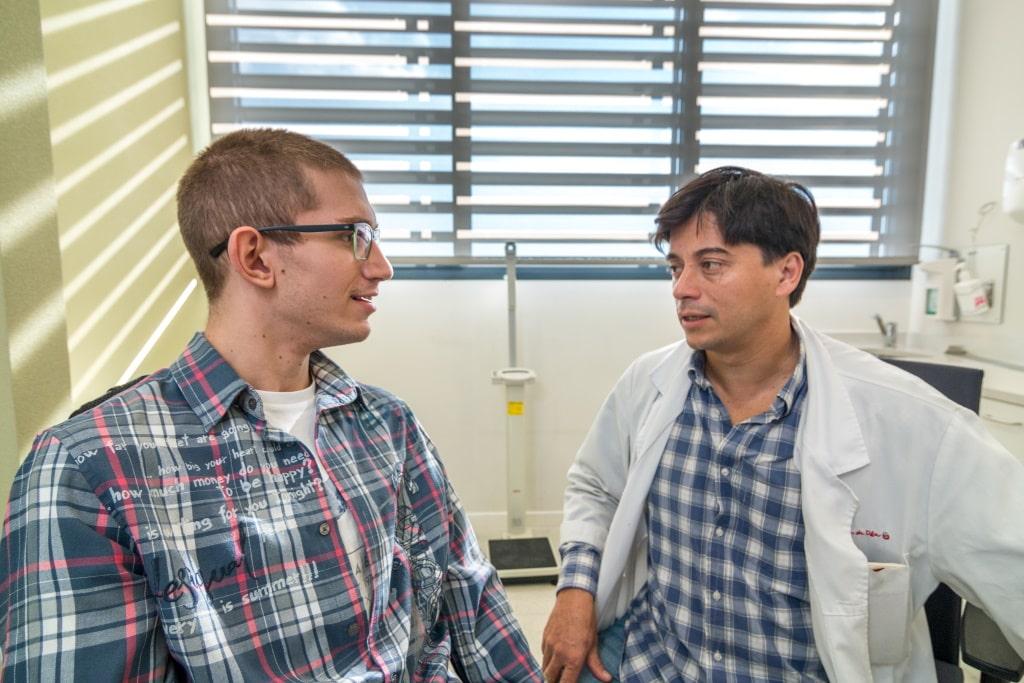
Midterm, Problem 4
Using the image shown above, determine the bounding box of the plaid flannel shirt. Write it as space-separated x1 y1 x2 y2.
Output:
560 338 827 681
620 344 826 681
0 333 540 682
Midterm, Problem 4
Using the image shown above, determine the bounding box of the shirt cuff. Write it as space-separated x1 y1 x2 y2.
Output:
557 542 601 595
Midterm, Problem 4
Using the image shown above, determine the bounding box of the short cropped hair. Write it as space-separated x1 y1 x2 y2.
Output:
653 166 820 306
177 128 363 300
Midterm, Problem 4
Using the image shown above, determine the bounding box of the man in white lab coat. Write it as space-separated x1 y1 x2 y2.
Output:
541 166 1024 682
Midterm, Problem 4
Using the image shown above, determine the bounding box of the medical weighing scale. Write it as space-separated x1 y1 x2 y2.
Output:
487 242 559 583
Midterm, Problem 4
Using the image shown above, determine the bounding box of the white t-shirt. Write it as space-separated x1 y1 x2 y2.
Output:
255 383 370 609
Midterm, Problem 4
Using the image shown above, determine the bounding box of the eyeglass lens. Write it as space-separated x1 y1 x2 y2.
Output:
353 224 375 259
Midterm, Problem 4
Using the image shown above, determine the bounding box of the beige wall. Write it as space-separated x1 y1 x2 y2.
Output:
0 270 18 495
0 0 208 505
0 0 72 509
41 0 206 408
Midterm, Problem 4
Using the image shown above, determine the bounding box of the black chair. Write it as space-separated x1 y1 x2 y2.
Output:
68 376 148 418
883 358 1023 682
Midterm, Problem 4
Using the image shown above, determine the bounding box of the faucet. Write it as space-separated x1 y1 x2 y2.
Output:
874 314 898 348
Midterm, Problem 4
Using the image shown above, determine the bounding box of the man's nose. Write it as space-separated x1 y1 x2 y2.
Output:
672 269 699 300
362 242 394 281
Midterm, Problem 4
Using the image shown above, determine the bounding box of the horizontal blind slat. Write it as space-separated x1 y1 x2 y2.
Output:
204 0 935 260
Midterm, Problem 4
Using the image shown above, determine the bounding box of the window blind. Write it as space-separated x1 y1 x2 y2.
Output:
203 0 936 265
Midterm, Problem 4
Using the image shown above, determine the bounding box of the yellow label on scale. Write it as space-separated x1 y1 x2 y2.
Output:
507 401 524 415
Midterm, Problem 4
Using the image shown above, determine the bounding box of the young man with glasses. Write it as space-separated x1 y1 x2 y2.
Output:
542 167 1024 682
0 128 541 682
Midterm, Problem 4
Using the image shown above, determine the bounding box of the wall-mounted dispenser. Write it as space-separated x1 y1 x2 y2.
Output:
915 257 959 321
958 244 1008 324
913 248 1007 324
953 263 991 316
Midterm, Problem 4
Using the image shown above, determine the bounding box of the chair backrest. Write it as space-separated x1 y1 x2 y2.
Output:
69 375 149 418
882 357 984 667
882 358 983 413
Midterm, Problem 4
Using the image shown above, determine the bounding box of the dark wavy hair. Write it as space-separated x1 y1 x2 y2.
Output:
654 166 820 306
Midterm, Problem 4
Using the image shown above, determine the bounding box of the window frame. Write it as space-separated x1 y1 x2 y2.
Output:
194 0 939 279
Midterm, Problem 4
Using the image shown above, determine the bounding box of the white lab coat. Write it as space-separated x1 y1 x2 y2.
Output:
560 318 1024 682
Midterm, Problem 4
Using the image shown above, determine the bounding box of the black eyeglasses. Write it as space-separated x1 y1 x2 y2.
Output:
209 223 380 260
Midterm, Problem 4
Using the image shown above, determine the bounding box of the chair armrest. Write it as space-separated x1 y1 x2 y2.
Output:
961 603 1024 682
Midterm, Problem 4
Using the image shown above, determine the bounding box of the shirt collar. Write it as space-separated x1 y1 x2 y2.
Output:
171 333 360 431
685 324 808 420
775 333 807 418
687 350 713 390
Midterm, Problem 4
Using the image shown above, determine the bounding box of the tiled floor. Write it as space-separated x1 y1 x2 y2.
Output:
505 582 558 658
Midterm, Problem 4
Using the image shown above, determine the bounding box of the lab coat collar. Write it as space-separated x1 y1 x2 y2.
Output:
639 341 694 466
647 318 870 476
792 315 873 681
650 340 692 404
794 315 871 476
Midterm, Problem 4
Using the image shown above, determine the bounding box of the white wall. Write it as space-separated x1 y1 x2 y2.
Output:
329 277 909 523
336 1 1024 528
916 0 1024 357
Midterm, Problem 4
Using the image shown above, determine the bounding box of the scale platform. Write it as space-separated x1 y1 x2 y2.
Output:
488 537 559 584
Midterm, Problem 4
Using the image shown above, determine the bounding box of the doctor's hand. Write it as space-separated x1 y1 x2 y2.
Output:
541 588 611 683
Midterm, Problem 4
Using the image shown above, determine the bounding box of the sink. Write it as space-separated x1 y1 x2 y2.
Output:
859 346 933 359
830 333 940 360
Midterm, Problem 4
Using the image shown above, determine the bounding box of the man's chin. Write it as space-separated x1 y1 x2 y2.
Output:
680 327 708 350
318 325 372 351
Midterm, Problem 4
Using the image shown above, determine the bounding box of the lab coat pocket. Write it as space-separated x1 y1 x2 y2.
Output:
867 562 912 665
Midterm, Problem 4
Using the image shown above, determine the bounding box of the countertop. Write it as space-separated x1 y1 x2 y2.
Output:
829 332 1024 407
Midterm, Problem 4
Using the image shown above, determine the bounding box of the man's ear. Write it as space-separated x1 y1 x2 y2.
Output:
775 251 804 300
225 227 276 291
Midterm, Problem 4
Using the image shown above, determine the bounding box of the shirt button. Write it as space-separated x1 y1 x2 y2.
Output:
720 467 730 477
347 623 360 637
318 522 331 536
712 590 722 601
246 397 258 410
713 651 723 663
715 527 724 537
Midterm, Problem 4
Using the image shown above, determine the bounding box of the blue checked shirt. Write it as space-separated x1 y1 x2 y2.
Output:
0 333 541 682
560 338 828 681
